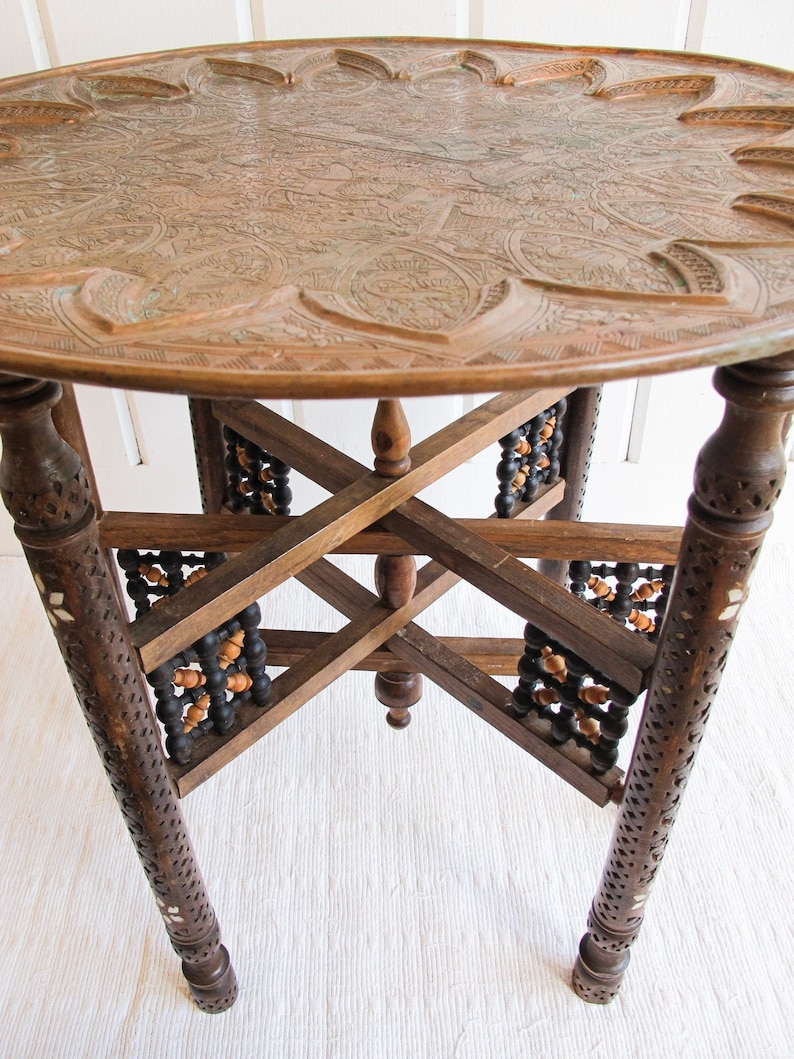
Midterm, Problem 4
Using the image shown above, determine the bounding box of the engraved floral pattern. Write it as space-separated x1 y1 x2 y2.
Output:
0 41 794 394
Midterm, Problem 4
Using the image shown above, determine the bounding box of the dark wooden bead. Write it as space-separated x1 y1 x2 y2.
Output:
147 660 194 764
495 429 521 517
569 560 592 597
194 630 234 736
610 562 640 624
237 601 271 707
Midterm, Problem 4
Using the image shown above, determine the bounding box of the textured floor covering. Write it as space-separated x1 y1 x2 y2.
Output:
0 535 792 1059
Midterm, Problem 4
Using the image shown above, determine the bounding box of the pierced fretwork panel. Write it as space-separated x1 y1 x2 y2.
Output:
223 424 292 515
494 398 566 517
116 548 271 764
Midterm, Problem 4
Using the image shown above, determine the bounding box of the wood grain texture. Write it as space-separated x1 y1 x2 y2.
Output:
381 500 654 694
574 350 794 1002
2 40 794 397
260 628 524 674
213 396 656 692
110 486 651 556
0 375 238 1012
130 389 566 669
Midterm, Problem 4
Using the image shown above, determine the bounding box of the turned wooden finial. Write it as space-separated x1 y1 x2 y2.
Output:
371 398 411 477
371 398 420 726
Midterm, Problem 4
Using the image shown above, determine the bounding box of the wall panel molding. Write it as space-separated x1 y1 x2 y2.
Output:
0 0 40 77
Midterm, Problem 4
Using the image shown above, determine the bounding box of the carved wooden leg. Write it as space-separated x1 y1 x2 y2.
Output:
0 376 237 1012
573 354 794 1003
371 398 423 727
537 385 602 585
188 397 228 515
52 382 103 512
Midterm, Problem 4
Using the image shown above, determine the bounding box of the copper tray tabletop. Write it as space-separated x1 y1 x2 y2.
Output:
0 37 793 398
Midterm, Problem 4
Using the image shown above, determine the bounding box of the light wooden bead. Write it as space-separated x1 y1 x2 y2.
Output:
512 471 526 489
631 582 653 601
540 646 567 681
226 672 253 693
538 454 550 469
219 629 245 668
628 609 655 634
587 575 614 601
183 692 209 733
173 668 205 688
185 568 207 586
515 439 530 456
578 684 609 706
258 468 274 482
539 422 554 441
575 708 601 742
531 687 559 706
139 564 168 586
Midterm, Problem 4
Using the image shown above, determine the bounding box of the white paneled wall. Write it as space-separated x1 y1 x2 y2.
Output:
0 0 41 76
262 0 459 42
0 3 792 553
700 0 792 70
1 0 791 75
40 0 242 67
482 0 690 51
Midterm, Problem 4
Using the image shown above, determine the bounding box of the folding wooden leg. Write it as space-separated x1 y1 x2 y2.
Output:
0 377 237 1012
537 385 602 585
573 353 794 1002
188 396 228 515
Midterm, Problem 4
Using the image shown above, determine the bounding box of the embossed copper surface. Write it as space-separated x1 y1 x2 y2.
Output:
0 39 793 397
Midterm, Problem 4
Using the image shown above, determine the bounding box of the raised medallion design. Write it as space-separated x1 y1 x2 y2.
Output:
0 40 794 395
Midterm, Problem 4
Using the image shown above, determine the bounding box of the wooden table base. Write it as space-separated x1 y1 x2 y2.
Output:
0 358 791 1010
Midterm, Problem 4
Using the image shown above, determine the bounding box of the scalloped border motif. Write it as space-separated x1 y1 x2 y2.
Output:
1 41 794 394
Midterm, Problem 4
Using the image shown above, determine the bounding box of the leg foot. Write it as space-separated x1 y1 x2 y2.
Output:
183 942 238 1012
572 933 629 1004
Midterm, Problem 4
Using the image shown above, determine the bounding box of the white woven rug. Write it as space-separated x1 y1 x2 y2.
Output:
0 539 792 1059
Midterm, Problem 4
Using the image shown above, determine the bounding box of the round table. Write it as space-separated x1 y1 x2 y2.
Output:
0 38 792 1012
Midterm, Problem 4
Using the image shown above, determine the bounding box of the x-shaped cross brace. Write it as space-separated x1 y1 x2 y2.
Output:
117 390 672 803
